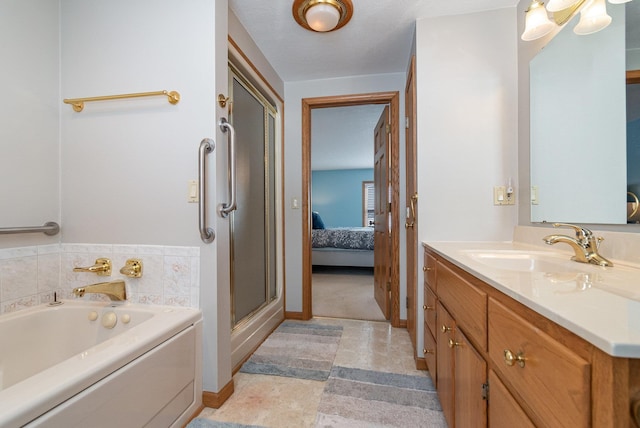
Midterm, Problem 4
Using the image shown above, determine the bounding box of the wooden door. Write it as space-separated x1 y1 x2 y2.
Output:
454 329 487 428
374 105 391 319
436 302 455 426
405 56 418 348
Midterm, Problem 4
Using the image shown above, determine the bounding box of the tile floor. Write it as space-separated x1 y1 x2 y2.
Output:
195 318 434 427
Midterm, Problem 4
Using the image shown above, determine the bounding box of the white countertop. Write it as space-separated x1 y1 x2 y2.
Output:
425 241 640 358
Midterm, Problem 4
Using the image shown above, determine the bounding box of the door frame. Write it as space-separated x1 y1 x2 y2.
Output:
301 91 401 327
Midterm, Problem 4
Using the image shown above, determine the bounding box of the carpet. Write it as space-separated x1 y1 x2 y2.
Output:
314 366 447 427
312 268 386 322
239 321 343 381
186 419 265 428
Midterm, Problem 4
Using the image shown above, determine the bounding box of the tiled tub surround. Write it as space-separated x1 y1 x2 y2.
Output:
0 244 200 314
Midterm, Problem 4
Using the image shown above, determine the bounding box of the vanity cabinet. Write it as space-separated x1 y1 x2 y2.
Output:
422 243 639 428
422 252 438 383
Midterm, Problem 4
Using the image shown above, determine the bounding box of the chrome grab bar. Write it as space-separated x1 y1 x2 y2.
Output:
0 221 60 236
218 118 237 218
198 138 215 243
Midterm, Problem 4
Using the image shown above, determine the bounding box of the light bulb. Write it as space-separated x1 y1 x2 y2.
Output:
522 1 555 41
305 3 340 32
574 0 612 35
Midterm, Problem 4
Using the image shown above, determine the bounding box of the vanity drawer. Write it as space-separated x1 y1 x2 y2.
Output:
437 262 487 350
424 285 437 338
424 251 437 291
488 298 590 428
423 322 437 383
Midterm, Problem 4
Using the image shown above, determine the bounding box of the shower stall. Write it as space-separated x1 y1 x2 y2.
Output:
225 60 284 368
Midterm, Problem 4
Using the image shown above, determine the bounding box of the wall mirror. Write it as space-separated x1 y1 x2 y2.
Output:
530 2 632 224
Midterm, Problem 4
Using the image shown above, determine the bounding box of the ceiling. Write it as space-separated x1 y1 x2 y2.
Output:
229 0 520 170
311 105 385 170
228 0 520 82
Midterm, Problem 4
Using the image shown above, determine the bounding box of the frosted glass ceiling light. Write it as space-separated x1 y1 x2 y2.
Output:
521 1 555 41
305 3 340 31
292 0 353 33
574 0 612 35
607 0 631 4
546 0 581 12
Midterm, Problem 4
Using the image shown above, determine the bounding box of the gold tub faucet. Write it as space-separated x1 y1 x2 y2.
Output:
73 258 112 276
543 223 613 267
72 280 127 301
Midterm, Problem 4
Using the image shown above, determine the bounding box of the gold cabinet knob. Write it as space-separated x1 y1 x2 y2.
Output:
423 348 435 354
503 349 526 368
448 338 461 348
441 325 452 334
423 304 427 310
423 266 433 272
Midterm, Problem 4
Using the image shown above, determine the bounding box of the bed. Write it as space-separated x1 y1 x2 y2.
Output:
311 212 374 267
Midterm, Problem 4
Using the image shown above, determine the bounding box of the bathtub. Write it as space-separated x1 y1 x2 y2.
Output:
0 300 202 428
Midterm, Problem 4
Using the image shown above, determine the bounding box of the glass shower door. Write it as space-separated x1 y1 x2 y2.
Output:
229 66 277 327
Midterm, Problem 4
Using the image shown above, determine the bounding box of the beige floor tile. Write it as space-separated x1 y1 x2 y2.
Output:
195 318 432 426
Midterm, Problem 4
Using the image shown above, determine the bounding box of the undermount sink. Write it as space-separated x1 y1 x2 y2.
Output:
463 250 578 273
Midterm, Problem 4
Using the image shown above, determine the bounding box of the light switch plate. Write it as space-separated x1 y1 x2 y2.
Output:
494 186 506 205
188 180 198 203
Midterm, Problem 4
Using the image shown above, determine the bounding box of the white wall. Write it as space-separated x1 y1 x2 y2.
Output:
0 1 60 249
284 73 406 314
416 8 518 243
60 0 230 393
415 7 518 355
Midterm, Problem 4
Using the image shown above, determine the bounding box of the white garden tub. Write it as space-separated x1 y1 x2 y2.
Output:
0 300 202 428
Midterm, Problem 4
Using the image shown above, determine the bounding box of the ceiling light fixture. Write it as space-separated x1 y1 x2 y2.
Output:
292 0 353 33
521 0 631 41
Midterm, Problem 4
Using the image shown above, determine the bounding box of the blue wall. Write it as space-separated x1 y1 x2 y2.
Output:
312 168 373 227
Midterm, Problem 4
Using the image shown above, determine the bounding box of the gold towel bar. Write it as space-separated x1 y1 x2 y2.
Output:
63 90 180 112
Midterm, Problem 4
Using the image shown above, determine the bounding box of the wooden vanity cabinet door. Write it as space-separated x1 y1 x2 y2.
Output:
436 302 455 427
423 321 437 384
425 285 437 338
453 328 487 428
488 298 590 428
488 370 535 428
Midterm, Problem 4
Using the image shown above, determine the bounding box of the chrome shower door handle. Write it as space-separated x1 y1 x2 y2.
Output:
218 117 237 218
198 138 215 243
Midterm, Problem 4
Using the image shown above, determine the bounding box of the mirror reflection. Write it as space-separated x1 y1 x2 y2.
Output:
530 3 630 224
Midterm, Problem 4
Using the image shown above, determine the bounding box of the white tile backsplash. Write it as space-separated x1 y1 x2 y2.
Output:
0 243 200 314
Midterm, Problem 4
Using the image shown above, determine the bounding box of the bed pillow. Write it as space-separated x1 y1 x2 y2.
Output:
312 211 326 229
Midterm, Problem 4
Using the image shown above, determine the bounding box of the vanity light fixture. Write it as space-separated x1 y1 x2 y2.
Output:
522 1 556 41
574 0 612 34
292 0 353 32
521 0 631 41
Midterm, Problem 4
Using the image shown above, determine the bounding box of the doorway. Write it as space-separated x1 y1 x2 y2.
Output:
309 105 386 321
301 91 401 327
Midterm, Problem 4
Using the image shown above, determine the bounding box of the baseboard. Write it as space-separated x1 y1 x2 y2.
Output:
415 356 427 371
202 379 235 409
285 311 304 320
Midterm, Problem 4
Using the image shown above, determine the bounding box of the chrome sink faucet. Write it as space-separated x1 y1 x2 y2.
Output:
543 223 613 267
72 280 127 301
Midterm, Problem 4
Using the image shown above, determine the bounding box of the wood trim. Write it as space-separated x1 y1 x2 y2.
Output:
627 70 640 85
301 91 401 326
285 311 305 320
228 36 284 104
415 357 428 371
202 379 235 409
